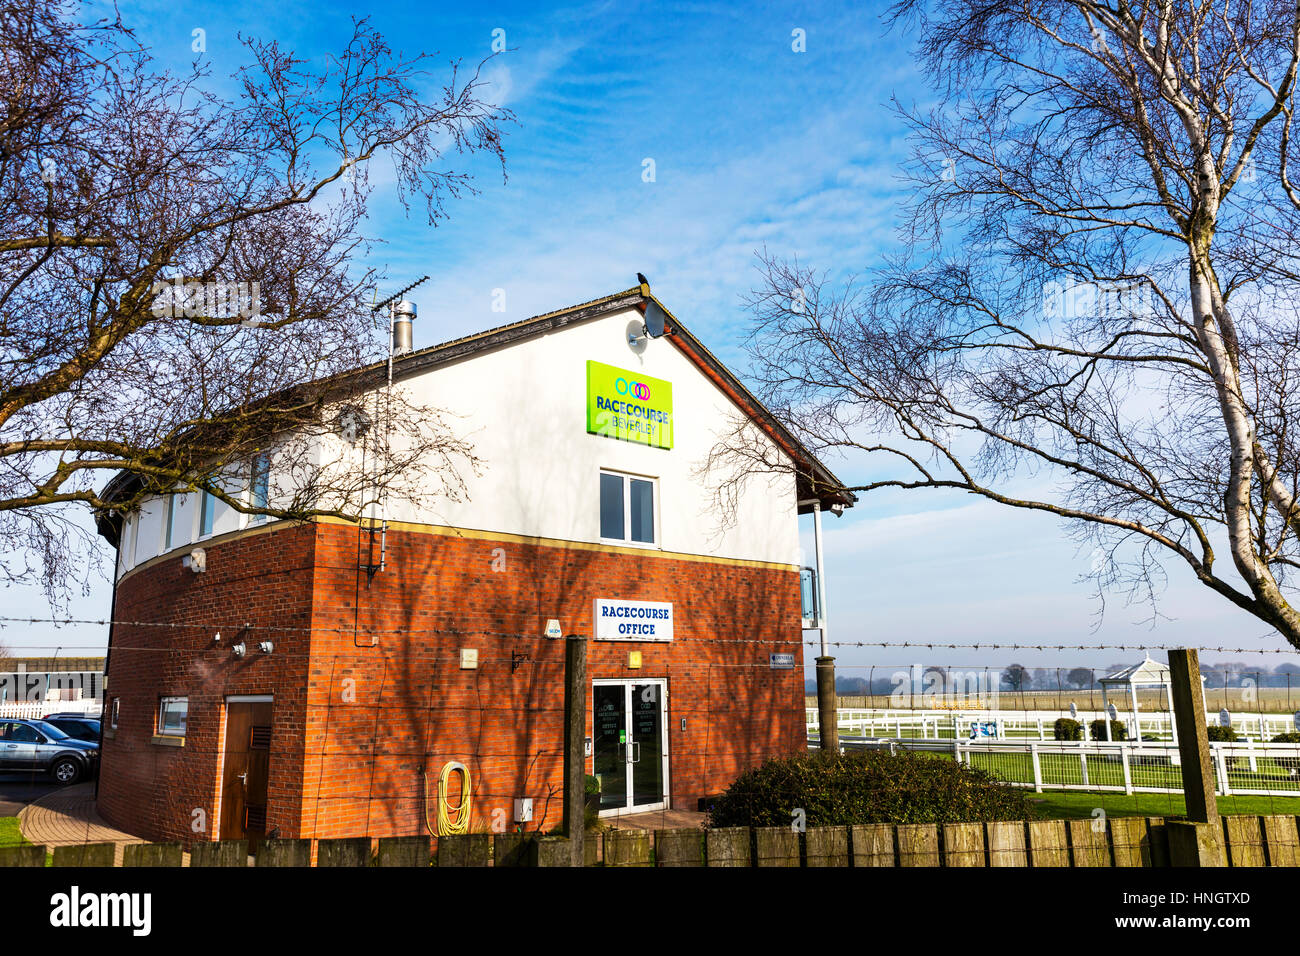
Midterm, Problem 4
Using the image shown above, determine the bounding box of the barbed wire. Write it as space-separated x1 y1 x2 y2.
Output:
2 615 1298 657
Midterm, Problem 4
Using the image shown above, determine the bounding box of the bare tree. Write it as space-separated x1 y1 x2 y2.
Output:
1002 664 1031 692
730 1 1300 650
0 2 511 602
1067 666 1094 690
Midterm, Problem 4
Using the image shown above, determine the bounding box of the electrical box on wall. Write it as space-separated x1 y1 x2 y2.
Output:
514 798 533 823
460 648 478 669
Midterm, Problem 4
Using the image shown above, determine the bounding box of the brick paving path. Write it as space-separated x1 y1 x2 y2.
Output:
606 808 707 830
18 783 152 863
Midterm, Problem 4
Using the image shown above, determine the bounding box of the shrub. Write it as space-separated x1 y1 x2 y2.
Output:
1053 718 1082 741
1089 719 1128 741
1206 724 1241 769
1271 732 1300 774
706 749 1032 829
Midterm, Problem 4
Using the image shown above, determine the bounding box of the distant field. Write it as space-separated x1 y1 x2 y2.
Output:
808 687 1300 714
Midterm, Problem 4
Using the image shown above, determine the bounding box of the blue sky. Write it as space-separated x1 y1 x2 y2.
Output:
3 0 1294 673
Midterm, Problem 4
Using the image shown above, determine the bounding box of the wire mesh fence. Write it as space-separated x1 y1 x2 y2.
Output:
1 633 1299 861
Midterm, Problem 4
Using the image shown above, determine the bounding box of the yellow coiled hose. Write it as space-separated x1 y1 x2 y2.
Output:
429 761 471 836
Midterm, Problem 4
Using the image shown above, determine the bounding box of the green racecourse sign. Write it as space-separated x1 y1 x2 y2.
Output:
586 360 674 449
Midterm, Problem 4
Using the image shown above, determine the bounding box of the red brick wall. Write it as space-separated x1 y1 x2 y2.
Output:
97 524 317 844
98 521 805 844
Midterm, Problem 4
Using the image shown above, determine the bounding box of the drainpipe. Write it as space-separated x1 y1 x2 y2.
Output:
94 524 122 801
801 498 837 752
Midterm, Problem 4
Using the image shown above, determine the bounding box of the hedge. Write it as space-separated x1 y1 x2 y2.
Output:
706 749 1032 829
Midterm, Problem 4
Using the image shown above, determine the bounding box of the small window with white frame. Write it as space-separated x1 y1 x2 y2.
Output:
163 495 177 551
157 697 187 737
198 491 216 538
248 455 270 524
599 470 657 546
110 697 120 730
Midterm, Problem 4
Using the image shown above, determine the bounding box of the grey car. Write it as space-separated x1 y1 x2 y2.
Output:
0 718 99 784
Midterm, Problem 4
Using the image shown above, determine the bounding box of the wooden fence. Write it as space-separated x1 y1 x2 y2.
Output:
3 814 1297 866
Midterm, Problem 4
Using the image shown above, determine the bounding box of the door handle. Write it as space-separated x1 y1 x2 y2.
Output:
630 741 640 763
237 772 248 785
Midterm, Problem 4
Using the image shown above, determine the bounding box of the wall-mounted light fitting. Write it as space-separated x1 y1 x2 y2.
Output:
232 642 246 658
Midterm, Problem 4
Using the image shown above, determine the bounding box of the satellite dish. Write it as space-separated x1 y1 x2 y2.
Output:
625 319 649 355
643 299 667 338
335 405 372 443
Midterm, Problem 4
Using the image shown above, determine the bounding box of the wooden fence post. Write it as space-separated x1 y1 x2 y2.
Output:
563 634 587 868
1166 648 1225 867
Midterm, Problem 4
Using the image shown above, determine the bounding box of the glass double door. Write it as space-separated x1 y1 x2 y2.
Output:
592 679 668 815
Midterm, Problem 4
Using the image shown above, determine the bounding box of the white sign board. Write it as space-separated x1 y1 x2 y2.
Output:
1220 708 1232 728
769 653 795 670
593 599 673 642
544 619 563 639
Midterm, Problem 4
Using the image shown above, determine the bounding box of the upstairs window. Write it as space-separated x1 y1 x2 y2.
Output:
599 471 656 545
249 455 270 523
199 491 215 537
164 495 177 550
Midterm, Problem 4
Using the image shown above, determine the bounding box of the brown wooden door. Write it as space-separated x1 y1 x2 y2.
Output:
219 701 273 850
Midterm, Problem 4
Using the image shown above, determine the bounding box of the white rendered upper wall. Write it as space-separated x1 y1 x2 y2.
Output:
116 305 802 576
382 306 800 565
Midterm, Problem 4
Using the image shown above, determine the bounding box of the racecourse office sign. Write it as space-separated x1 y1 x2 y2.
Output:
593 599 674 642
586 360 674 449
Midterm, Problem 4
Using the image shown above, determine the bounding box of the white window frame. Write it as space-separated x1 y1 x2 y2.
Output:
599 470 659 549
247 454 270 526
163 495 177 552
198 491 216 539
157 696 188 737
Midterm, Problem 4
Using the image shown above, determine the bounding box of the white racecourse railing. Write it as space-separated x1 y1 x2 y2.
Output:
0 700 102 719
806 707 1298 743
817 735 1300 799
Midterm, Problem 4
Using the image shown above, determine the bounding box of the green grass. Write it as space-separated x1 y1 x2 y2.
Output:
0 816 30 848
885 749 1300 820
1028 791 1300 820
962 749 1300 792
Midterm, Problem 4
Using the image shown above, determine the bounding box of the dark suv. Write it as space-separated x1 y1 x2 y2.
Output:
0 718 99 784
41 716 101 743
